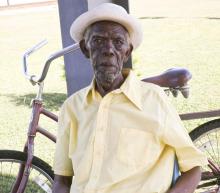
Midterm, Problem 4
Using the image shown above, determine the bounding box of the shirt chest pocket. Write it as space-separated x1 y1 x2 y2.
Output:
117 127 158 169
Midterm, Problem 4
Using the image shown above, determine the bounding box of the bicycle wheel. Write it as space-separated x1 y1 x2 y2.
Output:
189 119 220 192
0 150 54 193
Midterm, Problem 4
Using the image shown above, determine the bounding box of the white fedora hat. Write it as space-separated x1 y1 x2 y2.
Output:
70 3 143 49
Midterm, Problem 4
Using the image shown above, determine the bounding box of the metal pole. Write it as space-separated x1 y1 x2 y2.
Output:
112 0 132 68
112 0 129 12
57 0 93 96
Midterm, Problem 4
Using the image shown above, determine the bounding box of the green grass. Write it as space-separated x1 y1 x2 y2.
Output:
134 18 220 130
0 5 220 167
0 5 65 165
0 162 52 192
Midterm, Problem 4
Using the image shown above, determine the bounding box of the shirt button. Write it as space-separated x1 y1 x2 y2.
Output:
93 174 98 179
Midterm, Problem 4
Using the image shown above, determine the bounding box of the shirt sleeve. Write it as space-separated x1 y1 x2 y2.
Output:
161 97 208 172
53 100 77 176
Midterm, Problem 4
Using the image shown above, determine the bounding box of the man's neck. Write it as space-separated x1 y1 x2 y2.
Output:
95 74 124 97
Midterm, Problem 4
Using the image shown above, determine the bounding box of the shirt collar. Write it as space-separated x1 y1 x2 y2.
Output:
120 69 143 110
83 69 143 110
83 78 98 106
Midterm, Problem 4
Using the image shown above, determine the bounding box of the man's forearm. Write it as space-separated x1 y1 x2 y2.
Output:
52 175 72 193
167 166 201 193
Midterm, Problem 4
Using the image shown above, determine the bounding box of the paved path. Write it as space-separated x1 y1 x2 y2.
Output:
0 0 55 9
130 0 220 18
0 1 56 15
0 0 54 6
1 0 220 18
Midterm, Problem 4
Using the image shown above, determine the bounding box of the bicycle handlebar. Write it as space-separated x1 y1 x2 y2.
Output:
22 41 190 98
23 40 79 85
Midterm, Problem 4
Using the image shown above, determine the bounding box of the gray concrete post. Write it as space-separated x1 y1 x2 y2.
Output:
113 0 132 68
57 0 93 96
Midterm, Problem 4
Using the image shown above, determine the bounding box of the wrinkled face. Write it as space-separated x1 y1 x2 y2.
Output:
80 21 132 89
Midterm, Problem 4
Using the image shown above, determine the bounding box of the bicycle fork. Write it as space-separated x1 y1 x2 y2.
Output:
11 99 42 193
209 160 220 192
200 159 220 192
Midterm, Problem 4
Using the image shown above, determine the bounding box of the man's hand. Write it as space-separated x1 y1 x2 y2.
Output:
52 175 72 193
167 166 201 193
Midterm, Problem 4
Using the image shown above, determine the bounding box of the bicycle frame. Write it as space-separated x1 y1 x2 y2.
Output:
10 41 80 193
11 88 57 193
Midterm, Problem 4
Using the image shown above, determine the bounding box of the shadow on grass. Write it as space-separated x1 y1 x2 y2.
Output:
3 93 67 111
139 16 166 19
0 174 51 193
207 17 220 20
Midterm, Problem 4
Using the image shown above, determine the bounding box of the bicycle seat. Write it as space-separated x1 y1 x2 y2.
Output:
141 67 192 88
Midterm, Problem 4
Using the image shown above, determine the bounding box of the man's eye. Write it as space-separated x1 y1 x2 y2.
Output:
93 38 102 44
114 39 124 45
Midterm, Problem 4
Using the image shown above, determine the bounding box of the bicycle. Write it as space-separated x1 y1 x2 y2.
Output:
0 40 219 193
0 40 79 193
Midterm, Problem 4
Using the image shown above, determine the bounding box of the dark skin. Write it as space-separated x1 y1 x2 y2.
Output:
166 167 201 193
52 21 202 193
80 21 133 96
52 175 72 193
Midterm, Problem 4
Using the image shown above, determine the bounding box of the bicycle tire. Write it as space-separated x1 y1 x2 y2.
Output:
189 118 220 192
0 150 54 193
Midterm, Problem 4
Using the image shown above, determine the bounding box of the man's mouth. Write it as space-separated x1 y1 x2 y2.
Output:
100 61 115 66
98 63 117 71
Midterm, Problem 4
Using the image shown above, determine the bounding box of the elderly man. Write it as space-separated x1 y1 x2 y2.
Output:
52 3 207 193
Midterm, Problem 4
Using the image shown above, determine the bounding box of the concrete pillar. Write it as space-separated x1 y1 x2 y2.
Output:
57 0 93 96
112 0 132 68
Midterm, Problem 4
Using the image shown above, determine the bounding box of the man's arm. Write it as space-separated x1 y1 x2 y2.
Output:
52 175 72 193
167 166 201 193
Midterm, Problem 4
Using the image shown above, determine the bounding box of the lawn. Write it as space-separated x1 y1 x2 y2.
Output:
0 4 220 166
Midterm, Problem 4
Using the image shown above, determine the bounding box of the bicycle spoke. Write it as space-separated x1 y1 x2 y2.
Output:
0 162 2 193
215 130 220 166
191 122 220 192
0 151 53 193
39 177 52 193
26 167 52 193
33 172 52 193
196 130 219 165
7 161 14 192
207 133 218 163
197 139 216 165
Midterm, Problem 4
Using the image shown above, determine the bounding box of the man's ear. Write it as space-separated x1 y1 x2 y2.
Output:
124 44 133 63
79 39 90 58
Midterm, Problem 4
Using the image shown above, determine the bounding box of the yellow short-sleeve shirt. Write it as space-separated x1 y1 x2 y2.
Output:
53 70 207 193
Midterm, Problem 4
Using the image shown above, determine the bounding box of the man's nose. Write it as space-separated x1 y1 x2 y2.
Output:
102 40 114 56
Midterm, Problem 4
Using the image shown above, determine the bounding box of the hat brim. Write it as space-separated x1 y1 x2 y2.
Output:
70 3 143 49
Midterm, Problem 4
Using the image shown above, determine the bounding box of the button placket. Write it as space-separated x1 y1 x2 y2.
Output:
85 94 113 190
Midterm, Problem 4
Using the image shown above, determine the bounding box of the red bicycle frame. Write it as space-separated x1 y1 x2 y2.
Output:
11 97 57 193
